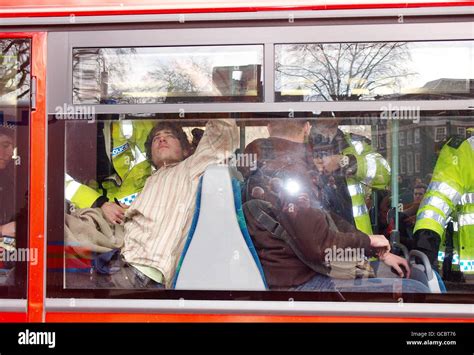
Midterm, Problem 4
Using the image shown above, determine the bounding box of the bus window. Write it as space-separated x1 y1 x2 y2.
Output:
275 41 474 102
44 21 473 301
0 39 31 299
72 45 263 104
46 107 474 301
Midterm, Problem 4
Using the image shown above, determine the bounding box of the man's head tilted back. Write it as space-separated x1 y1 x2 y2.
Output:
145 122 192 168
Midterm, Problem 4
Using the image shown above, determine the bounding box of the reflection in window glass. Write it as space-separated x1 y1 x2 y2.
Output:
407 151 414 175
399 131 406 146
0 39 30 107
73 46 263 104
407 130 413 146
52 110 474 298
400 154 406 175
0 39 30 297
435 127 447 142
457 127 466 136
275 41 474 101
415 153 421 173
378 135 385 149
414 128 420 144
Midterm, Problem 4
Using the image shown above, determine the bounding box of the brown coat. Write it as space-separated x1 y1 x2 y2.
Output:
242 137 374 289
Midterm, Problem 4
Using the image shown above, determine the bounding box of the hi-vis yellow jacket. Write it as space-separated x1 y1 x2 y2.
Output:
341 133 391 235
414 135 474 273
65 120 154 209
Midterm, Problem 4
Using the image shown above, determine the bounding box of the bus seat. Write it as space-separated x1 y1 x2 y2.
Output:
173 165 267 290
409 250 445 293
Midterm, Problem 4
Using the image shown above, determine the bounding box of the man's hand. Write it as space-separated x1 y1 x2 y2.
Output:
380 252 411 278
0 221 16 237
322 155 343 174
101 202 128 225
368 234 390 258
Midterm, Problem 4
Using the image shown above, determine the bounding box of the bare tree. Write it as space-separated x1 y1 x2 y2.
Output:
0 39 30 101
148 57 217 101
276 42 414 101
151 59 201 94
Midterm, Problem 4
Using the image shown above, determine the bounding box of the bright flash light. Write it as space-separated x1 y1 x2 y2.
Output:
285 179 301 195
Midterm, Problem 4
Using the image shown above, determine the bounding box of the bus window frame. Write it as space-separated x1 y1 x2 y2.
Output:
47 110 474 303
47 21 473 116
0 32 47 323
44 20 474 314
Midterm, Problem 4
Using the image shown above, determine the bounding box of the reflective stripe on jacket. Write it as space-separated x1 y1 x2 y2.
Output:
342 134 391 235
414 136 474 273
65 120 154 208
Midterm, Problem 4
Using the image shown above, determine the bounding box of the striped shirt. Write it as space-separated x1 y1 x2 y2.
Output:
121 119 238 287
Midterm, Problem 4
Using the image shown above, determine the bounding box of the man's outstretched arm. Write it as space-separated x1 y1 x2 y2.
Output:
185 119 239 179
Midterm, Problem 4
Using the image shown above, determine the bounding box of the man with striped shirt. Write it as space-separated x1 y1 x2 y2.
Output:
111 118 238 289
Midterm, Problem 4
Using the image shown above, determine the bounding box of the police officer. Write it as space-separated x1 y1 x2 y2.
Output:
414 130 474 275
309 112 391 235
65 119 154 224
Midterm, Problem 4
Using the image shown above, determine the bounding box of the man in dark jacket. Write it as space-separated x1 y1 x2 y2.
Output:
241 120 429 293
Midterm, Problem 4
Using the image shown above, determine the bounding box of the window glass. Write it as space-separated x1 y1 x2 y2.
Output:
275 41 473 101
407 130 413 145
399 132 406 146
400 154 406 175
415 153 421 173
457 127 466 136
0 39 30 298
73 45 263 104
414 128 421 144
407 151 414 175
435 127 447 142
48 109 474 301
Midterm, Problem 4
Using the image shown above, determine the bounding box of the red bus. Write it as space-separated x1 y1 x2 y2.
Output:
0 0 473 324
